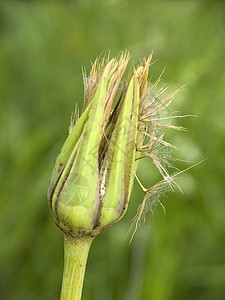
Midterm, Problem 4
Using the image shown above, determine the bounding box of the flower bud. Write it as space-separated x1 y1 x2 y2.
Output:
48 54 148 238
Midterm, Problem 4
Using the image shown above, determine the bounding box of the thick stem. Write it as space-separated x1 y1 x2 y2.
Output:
60 236 94 300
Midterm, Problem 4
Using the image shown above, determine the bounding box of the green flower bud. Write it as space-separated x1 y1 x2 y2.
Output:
48 54 149 238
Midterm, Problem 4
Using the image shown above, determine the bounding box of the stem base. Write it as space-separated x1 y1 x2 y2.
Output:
60 236 94 300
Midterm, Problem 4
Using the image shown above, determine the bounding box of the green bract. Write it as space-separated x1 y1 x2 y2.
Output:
48 55 148 238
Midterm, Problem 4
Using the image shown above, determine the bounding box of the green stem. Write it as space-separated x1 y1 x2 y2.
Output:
60 236 94 300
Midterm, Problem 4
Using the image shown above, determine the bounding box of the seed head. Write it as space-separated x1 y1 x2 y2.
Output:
48 53 183 239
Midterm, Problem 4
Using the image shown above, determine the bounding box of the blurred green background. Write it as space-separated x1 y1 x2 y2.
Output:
1 1 224 299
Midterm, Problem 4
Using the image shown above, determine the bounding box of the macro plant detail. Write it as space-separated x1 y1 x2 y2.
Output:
47 53 184 300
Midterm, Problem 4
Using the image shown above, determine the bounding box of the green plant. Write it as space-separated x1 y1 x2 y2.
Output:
47 53 183 300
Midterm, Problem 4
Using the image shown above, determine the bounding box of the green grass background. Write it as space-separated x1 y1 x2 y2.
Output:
0 1 224 299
